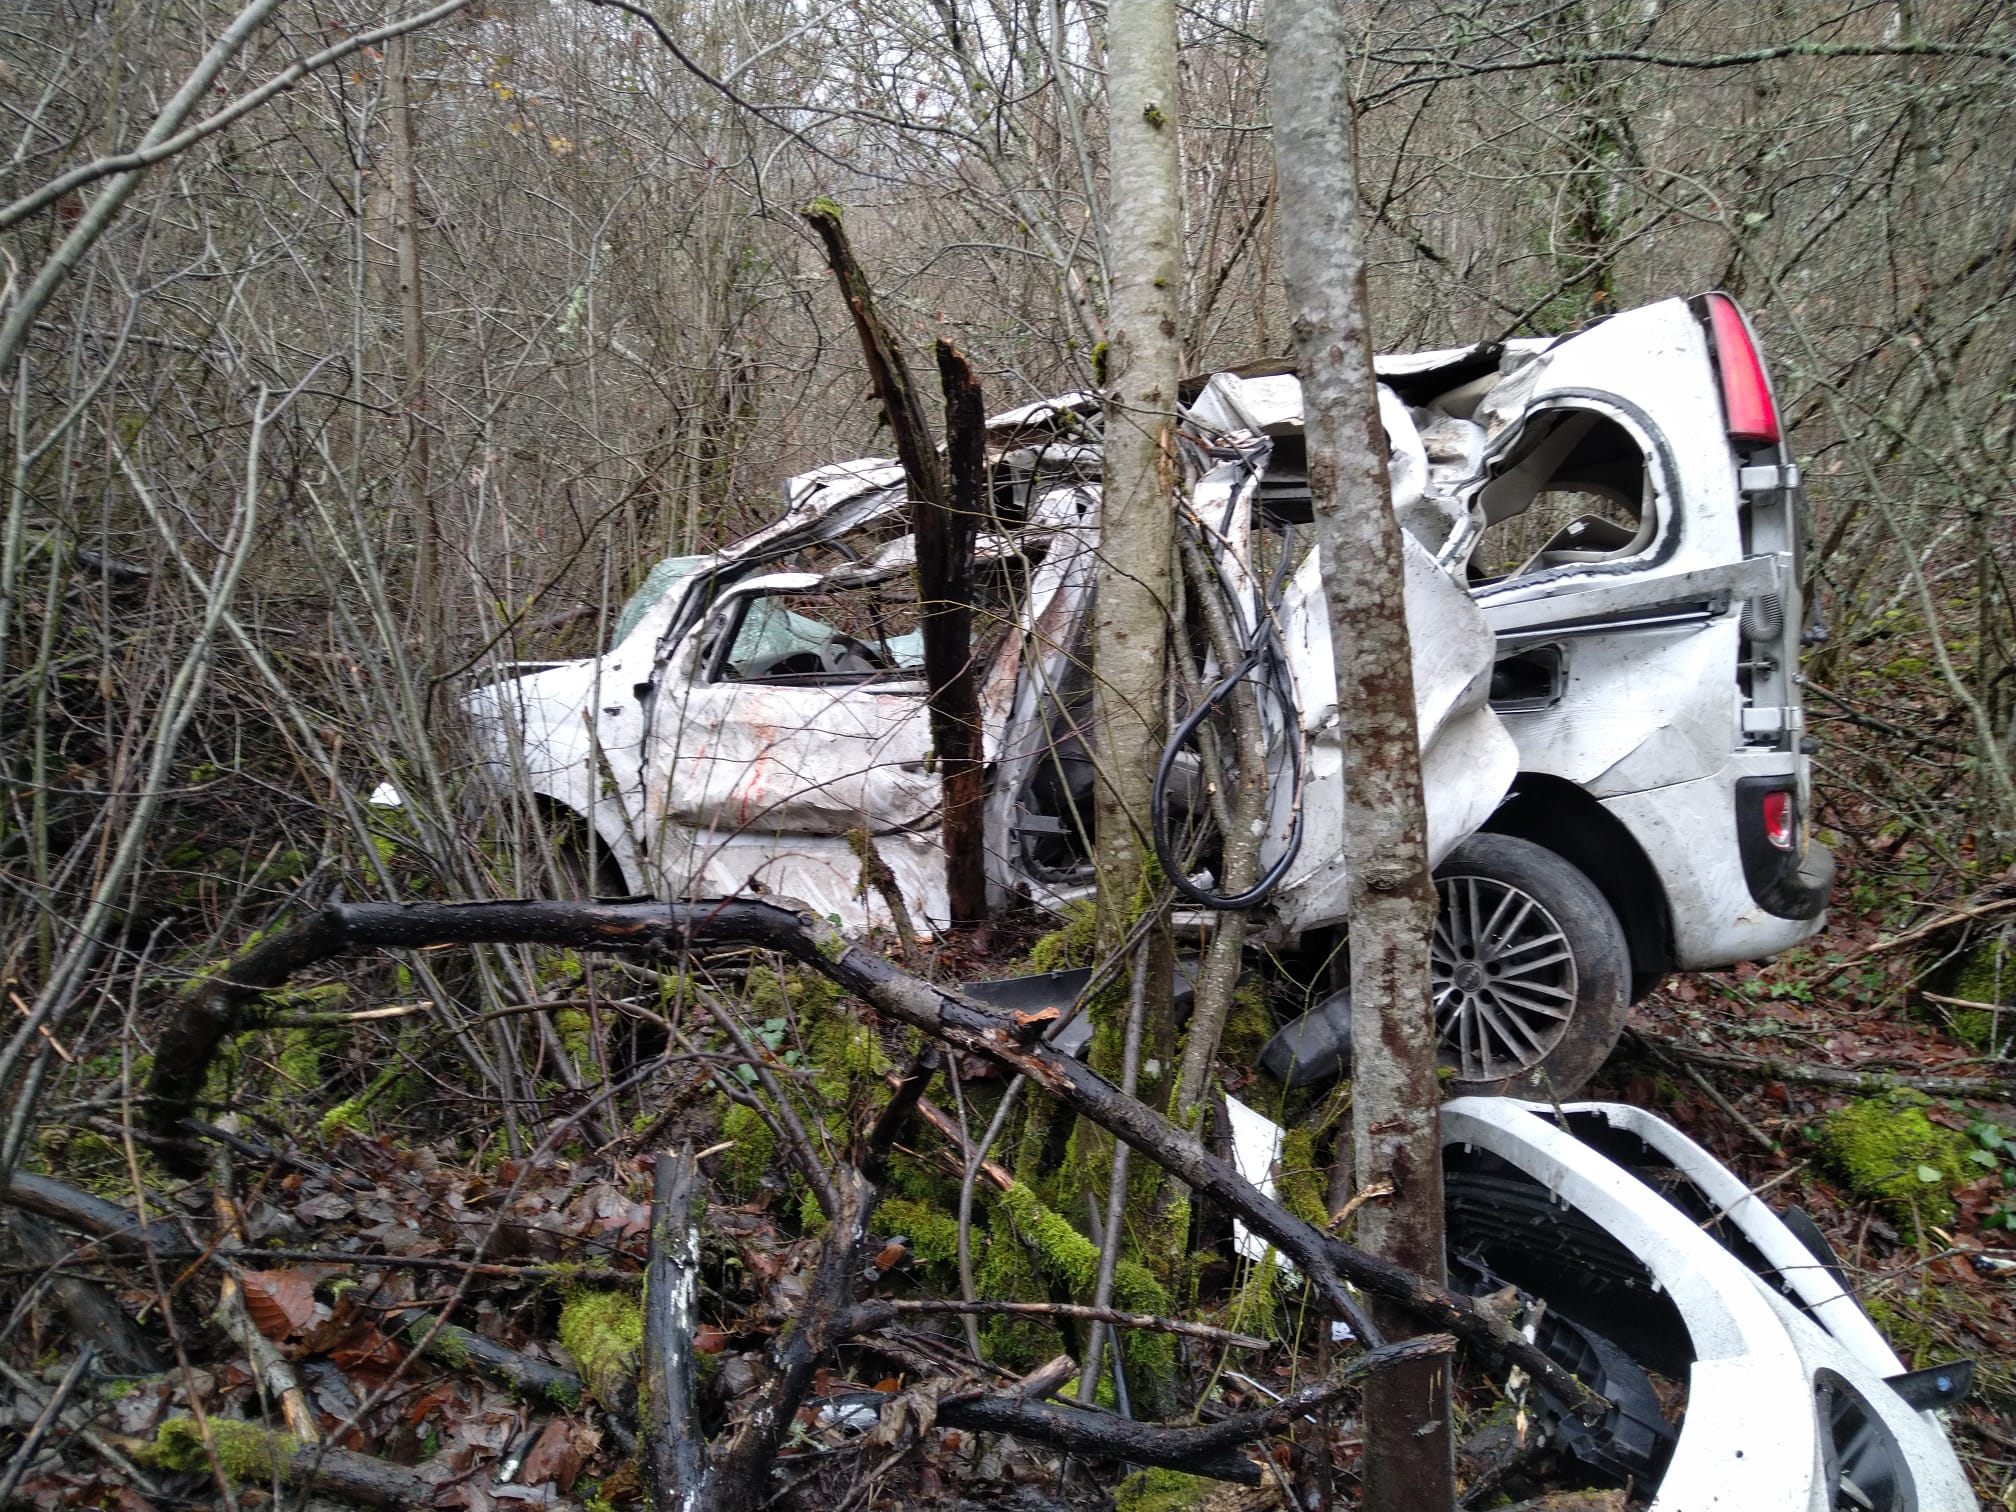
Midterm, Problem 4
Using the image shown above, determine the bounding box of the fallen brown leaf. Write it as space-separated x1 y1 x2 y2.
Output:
240 1269 319 1339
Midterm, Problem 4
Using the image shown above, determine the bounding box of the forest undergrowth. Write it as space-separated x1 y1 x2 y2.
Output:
2 633 2013 1511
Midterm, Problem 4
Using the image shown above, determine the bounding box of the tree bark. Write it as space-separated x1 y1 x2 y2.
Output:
1268 1 1454 1504
802 201 986 925
643 1147 707 1511
1091 0 1182 948
384 33 437 659
932 340 990 925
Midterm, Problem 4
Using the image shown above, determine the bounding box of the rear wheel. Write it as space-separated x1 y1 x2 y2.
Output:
540 805 628 899
1433 833 1630 1098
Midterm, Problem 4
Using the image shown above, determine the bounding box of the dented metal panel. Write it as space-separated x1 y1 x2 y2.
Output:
467 295 1829 982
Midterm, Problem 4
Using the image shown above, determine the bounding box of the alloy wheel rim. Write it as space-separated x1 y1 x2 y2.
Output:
1431 873 1578 1081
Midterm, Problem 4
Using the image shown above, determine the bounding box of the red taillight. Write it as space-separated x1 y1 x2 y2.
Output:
1761 789 1795 850
1705 292 1780 446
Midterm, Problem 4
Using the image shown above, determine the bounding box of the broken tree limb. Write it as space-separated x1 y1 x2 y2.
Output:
643 1147 706 1511
931 338 989 926
864 1045 940 1178
933 1334 1456 1486
209 1143 320 1445
706 1164 874 1506
394 1311 586 1407
151 1414 433 1506
3 1170 195 1257
1629 1028 2016 1099
1826 892 2016 967
145 897 1607 1420
804 199 987 926
840 1299 1270 1351
903 1085 1014 1191
0 1344 94 1508
8 1212 162 1372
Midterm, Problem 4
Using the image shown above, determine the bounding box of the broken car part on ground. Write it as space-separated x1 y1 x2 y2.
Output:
471 292 1833 1098
141 897 1980 1510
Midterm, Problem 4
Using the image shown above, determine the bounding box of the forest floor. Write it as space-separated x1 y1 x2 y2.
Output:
3 833 2013 1512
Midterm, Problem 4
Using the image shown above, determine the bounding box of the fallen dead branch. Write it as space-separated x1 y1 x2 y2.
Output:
1632 1027 2016 1099
149 1414 434 1506
838 1298 1272 1351
148 895 1609 1423
3 1170 195 1258
393 1311 586 1407
1824 891 2016 966
933 1333 1454 1484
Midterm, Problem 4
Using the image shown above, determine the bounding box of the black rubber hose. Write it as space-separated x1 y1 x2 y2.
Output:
1152 510 1305 910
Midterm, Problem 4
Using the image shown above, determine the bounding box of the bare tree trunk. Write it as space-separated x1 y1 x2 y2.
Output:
933 341 990 925
1092 0 1181 946
385 33 436 661
1268 1 1455 1507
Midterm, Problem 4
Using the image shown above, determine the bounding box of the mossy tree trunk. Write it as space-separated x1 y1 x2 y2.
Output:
1269 0 1455 1506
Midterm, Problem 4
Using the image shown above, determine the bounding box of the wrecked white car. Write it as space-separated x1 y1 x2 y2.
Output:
1221 1095 1979 1510
469 293 1832 1095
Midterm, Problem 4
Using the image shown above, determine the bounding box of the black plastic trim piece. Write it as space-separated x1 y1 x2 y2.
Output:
1734 775 1833 920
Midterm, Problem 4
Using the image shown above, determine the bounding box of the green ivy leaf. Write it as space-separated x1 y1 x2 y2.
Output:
1916 1164 1943 1184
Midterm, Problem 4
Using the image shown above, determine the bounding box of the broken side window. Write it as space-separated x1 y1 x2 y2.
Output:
712 583 927 684
704 535 1041 687
1467 409 1657 584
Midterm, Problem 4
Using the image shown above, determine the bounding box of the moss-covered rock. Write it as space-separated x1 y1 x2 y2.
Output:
1819 1095 1971 1232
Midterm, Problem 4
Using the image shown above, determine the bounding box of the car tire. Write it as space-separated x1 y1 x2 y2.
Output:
1433 833 1630 1098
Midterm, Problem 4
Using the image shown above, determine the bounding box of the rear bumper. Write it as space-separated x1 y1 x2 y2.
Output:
1600 760 1830 969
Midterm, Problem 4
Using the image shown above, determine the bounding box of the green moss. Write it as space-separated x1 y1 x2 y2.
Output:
878 1197 963 1272
718 1100 775 1193
803 194 846 222
1939 937 2012 1052
273 1028 324 1090
975 1206 1054 1366
998 1180 1098 1291
315 1057 416 1141
743 963 842 1022
555 1008 595 1074
154 1415 298 1480
537 950 585 991
1217 978 1273 1067
33 1127 130 1197
806 1013 888 1104
995 1180 1176 1386
1277 1127 1329 1228
1820 1096 1971 1232
1229 1249 1284 1335
1026 901 1097 973
1114 1466 1212 1511
558 1289 643 1410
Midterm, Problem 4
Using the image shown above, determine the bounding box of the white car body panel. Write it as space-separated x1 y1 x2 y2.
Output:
467 295 1829 976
